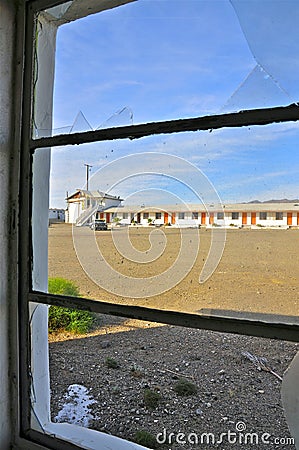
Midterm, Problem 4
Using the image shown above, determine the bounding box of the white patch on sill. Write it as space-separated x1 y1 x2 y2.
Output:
55 384 97 428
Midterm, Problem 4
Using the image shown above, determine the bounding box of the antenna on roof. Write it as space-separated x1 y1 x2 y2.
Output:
84 164 93 190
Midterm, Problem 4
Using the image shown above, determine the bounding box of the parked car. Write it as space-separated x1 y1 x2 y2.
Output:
90 219 108 231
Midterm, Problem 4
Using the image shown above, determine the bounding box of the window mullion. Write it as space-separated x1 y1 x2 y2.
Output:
30 103 299 151
29 291 299 342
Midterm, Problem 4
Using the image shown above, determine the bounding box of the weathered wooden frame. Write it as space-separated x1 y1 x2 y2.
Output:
19 0 299 448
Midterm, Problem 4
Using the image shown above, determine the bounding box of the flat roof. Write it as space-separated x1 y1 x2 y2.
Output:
103 202 299 213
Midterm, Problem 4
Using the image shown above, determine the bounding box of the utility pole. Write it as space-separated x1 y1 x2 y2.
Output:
84 164 92 190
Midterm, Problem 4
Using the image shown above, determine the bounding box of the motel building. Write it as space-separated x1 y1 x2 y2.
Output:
65 191 299 229
65 189 123 225
107 203 299 229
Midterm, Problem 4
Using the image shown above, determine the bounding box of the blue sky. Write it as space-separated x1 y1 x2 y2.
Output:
47 0 299 208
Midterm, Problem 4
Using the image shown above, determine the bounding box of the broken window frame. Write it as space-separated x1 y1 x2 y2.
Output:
19 0 299 449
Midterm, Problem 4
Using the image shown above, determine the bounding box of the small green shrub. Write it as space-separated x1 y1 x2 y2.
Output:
48 278 93 334
65 309 94 334
134 430 158 449
105 357 119 369
144 389 161 409
48 277 80 296
173 378 198 396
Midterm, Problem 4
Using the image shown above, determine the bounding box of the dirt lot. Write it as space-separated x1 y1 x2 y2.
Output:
48 223 299 317
48 224 298 449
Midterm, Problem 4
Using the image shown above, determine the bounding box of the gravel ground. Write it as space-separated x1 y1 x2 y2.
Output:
49 318 298 450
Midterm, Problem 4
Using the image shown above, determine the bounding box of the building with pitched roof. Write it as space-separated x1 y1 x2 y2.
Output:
65 189 123 225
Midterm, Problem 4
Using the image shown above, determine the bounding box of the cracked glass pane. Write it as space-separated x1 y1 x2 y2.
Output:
231 0 299 103
221 64 292 113
34 0 260 138
33 0 299 139
33 0 299 138
69 111 93 133
97 107 134 130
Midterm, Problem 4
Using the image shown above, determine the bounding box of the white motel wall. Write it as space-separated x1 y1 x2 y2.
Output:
65 190 299 228
79 203 299 229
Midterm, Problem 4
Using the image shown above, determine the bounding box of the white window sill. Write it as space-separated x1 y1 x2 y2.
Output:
43 422 148 450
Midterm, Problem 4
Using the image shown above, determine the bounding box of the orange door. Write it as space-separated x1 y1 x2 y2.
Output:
242 213 247 225
287 212 292 225
171 213 175 224
209 213 214 224
106 213 110 223
251 212 256 225
297 213 299 225
100 212 104 219
201 212 206 225
164 212 169 224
